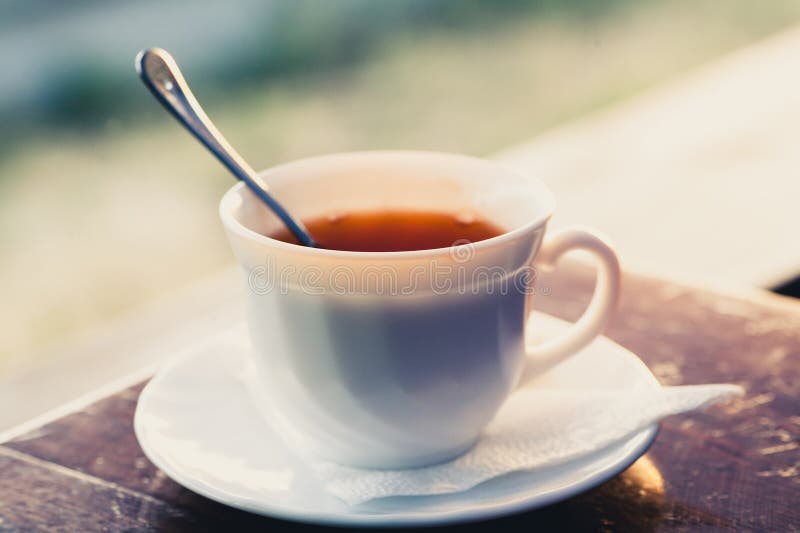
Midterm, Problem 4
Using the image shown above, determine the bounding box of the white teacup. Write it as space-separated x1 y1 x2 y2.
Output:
220 151 620 469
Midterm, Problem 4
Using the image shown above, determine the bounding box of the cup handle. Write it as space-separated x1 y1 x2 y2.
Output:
518 226 621 387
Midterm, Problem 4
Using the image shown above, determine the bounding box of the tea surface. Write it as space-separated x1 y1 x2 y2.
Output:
268 210 504 252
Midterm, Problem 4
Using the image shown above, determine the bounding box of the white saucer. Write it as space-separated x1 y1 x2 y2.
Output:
134 312 659 527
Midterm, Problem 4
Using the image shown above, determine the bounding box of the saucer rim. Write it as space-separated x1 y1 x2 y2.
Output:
134 320 661 527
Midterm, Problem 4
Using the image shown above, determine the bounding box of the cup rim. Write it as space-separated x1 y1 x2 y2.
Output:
219 150 555 259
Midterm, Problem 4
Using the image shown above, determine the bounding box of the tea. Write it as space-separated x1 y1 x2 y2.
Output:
268 210 505 252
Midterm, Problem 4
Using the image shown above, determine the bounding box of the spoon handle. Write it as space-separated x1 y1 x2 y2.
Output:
135 48 318 248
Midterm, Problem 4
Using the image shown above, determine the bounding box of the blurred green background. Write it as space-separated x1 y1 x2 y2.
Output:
2 0 800 371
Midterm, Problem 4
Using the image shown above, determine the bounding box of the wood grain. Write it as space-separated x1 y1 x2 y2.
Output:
1 266 798 532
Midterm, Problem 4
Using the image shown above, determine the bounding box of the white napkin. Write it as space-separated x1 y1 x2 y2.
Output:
312 384 742 505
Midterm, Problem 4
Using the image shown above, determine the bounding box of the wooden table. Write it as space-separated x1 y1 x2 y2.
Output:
1 267 798 532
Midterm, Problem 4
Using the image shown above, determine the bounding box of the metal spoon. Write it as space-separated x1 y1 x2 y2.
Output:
135 47 318 248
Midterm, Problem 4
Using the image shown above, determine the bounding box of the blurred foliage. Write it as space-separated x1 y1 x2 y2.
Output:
0 0 635 135
39 60 129 125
